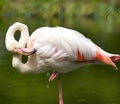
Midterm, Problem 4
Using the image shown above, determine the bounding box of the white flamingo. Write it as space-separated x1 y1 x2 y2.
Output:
5 22 120 104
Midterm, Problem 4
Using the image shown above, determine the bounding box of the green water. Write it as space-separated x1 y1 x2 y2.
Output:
1 1 120 104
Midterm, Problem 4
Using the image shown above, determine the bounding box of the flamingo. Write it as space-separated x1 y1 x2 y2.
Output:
5 22 120 104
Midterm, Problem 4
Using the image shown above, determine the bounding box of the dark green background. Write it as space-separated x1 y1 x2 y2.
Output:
0 0 120 104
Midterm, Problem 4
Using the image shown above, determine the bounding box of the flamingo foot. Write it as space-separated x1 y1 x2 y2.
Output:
15 48 36 55
49 71 59 81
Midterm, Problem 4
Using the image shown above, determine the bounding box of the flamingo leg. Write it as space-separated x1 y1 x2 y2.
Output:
58 74 64 104
49 72 64 104
49 71 59 81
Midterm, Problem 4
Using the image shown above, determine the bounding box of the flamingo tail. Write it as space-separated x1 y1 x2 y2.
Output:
95 49 120 70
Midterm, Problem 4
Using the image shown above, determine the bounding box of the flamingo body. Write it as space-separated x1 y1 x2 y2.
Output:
24 26 118 73
26 26 96 73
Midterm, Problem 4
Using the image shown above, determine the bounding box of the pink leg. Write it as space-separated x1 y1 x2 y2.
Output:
58 75 64 104
49 71 59 81
49 72 64 104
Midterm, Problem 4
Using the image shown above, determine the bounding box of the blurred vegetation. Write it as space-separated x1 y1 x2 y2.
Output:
0 0 120 32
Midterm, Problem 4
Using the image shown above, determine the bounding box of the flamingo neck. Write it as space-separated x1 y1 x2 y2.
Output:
5 22 29 51
12 54 31 73
5 22 30 72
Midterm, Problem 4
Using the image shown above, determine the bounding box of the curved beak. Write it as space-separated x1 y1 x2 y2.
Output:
15 48 36 56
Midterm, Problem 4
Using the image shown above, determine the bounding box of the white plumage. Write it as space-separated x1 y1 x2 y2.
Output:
26 26 97 73
31 26 96 59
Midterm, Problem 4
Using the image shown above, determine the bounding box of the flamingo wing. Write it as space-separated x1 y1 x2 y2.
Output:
28 27 96 60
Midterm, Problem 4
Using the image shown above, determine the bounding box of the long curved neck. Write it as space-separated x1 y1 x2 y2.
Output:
5 22 30 73
12 54 31 73
5 22 29 51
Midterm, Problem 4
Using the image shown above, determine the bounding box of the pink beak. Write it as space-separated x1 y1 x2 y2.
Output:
15 48 36 55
